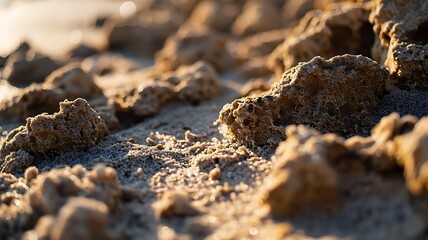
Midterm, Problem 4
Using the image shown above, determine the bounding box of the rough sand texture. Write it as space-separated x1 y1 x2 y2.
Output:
370 0 428 90
220 55 388 147
1 0 428 240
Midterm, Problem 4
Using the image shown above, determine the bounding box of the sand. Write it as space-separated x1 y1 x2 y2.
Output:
1 0 428 240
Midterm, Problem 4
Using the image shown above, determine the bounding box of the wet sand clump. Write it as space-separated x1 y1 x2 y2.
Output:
0 164 121 239
111 61 221 123
370 0 428 90
0 98 107 160
220 54 387 147
0 65 102 120
0 0 428 239
260 113 427 217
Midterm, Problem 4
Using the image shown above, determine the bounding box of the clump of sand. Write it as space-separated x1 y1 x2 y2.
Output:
0 0 428 239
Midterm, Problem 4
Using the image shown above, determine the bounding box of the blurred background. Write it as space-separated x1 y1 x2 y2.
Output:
0 0 128 57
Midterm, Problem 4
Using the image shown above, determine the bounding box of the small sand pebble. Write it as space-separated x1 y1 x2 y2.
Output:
156 144 164 150
24 166 39 182
209 167 221 180
185 130 199 141
146 137 156 145
222 182 233 194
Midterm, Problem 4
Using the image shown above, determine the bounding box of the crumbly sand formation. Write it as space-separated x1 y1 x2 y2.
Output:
0 98 107 159
220 54 387 147
0 0 428 239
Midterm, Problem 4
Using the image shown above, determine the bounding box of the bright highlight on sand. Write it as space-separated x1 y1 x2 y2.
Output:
120 1 136 18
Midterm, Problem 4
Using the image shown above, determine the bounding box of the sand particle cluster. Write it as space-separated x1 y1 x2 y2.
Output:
0 0 428 239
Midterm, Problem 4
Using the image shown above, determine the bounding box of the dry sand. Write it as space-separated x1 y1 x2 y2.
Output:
1 1 428 240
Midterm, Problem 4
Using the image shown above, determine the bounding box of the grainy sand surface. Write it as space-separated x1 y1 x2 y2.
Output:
1 1 428 240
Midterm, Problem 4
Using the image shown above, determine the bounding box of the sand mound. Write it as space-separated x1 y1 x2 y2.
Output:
0 0 428 239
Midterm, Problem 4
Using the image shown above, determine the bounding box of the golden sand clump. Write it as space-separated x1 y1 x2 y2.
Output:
112 61 221 122
1 42 60 87
186 0 241 33
0 149 34 174
155 27 236 72
0 65 102 120
268 3 373 78
153 190 203 218
348 113 418 171
370 0 428 90
260 113 428 217
232 0 281 37
0 98 107 159
27 164 120 214
394 117 428 194
0 0 427 239
220 54 387 147
23 197 112 240
0 164 121 239
260 125 344 217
